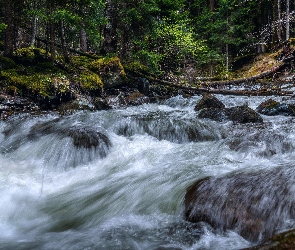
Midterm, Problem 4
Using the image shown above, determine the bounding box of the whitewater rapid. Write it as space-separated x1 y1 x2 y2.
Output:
0 94 294 249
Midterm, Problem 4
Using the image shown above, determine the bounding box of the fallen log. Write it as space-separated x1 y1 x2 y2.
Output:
126 66 294 97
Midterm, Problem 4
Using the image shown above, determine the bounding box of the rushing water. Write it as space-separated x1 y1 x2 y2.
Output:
0 94 295 250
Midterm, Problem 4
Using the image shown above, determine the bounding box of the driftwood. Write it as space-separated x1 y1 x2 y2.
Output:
126 61 294 97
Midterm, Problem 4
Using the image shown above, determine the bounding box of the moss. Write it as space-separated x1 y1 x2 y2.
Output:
124 61 149 75
76 70 103 92
70 56 95 68
88 57 126 78
13 47 49 65
1 68 71 97
0 40 4 50
289 38 295 46
0 56 17 69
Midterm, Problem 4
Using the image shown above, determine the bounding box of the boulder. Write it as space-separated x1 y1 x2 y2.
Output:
184 166 295 243
194 94 225 111
28 120 112 157
227 105 263 123
198 108 228 122
244 229 295 250
125 91 150 106
198 105 263 124
257 99 295 116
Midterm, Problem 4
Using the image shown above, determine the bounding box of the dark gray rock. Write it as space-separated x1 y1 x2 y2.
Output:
185 166 295 243
194 94 225 111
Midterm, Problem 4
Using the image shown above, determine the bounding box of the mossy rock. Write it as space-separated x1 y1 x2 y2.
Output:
0 56 17 70
124 61 149 75
88 57 126 88
70 56 95 68
257 99 295 116
1 68 71 98
75 70 103 93
13 47 49 65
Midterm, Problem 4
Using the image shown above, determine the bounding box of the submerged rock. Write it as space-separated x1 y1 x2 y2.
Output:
29 120 111 152
184 166 295 243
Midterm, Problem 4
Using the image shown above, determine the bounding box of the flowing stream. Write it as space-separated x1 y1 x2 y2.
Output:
0 94 295 250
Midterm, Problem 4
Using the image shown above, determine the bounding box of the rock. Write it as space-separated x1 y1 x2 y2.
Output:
226 105 263 123
125 91 150 106
93 97 112 110
198 105 263 124
194 94 225 111
198 108 228 122
28 120 112 156
68 125 111 151
244 229 295 250
184 166 295 243
257 99 295 116
138 77 150 96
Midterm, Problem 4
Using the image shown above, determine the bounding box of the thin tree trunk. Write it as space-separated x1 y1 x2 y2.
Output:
277 0 283 42
286 0 290 41
30 0 38 47
4 0 14 56
209 0 215 12
80 27 87 52
101 0 118 55
59 20 69 63
50 22 56 62
30 16 38 47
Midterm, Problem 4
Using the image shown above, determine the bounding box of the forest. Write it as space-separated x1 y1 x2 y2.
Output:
1 0 295 77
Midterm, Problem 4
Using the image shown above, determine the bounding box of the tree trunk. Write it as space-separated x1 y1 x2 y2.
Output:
30 16 38 47
30 0 38 47
101 0 118 55
50 22 56 62
4 0 14 56
209 0 215 12
277 0 283 42
59 20 69 63
286 0 290 41
80 27 87 52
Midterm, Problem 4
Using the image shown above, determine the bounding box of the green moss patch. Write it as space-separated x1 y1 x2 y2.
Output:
13 47 49 65
1 69 70 97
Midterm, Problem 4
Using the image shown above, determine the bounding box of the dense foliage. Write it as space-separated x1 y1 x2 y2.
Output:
0 0 295 76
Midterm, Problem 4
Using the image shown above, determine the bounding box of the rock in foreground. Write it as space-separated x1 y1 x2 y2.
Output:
184 166 295 243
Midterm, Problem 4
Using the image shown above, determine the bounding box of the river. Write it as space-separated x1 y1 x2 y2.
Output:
0 94 294 250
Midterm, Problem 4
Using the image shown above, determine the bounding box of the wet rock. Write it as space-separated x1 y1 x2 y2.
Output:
138 77 150 96
198 105 263 124
198 108 228 122
256 99 295 116
244 229 295 250
68 125 111 151
194 94 225 111
184 166 295 243
125 91 150 106
28 120 112 154
226 105 263 123
0 94 41 120
93 97 112 110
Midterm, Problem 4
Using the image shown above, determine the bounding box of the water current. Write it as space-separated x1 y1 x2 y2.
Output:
0 94 294 250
